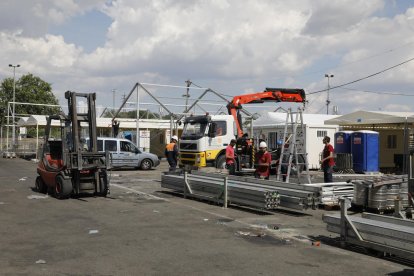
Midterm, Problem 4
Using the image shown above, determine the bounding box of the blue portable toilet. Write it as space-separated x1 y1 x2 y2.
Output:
334 131 353 153
351 130 379 173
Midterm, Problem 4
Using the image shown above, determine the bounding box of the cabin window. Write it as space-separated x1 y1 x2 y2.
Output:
317 130 327 138
268 132 278 150
387 135 397 149
105 140 117 152
215 121 227 136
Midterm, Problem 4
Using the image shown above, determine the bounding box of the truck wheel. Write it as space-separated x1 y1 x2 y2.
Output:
216 155 226 169
140 159 152 170
55 175 72 199
35 176 47 194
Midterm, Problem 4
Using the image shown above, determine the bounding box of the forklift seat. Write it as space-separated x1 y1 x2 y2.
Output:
45 153 64 169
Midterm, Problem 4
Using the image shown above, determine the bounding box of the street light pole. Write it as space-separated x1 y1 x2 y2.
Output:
325 74 334 115
112 89 116 111
9 64 20 149
183 80 191 114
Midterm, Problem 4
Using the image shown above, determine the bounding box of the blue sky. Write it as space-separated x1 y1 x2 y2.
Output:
49 9 111 53
1 0 414 116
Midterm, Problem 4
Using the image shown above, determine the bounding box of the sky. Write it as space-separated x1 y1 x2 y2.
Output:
1 0 414 117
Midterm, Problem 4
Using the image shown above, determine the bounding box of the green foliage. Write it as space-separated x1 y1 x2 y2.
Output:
0 73 60 125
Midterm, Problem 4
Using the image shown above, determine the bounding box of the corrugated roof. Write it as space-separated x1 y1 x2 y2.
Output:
19 115 179 129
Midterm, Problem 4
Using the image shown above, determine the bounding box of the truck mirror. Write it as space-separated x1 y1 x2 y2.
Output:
208 122 217 137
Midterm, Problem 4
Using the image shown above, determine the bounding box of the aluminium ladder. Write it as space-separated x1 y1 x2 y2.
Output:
276 108 311 184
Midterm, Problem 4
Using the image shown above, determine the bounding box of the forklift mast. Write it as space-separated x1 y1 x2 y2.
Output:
65 91 98 153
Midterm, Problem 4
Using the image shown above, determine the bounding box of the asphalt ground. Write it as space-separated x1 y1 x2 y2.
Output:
0 157 413 275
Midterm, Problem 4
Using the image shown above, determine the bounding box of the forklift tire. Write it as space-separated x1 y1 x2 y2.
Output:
35 176 47 194
55 175 72 199
98 171 109 197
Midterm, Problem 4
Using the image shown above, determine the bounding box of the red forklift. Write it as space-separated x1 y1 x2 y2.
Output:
35 91 110 199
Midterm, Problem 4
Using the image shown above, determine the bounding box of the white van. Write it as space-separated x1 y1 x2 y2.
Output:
96 137 160 170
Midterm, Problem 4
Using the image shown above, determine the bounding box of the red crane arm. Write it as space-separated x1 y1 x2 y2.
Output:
227 88 306 137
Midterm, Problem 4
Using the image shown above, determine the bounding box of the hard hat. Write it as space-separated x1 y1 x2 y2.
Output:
259 141 267 148
172 135 178 141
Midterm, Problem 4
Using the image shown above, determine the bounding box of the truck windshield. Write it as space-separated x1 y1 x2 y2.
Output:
182 122 207 137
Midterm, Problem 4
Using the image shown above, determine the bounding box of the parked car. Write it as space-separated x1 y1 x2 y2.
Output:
95 137 160 170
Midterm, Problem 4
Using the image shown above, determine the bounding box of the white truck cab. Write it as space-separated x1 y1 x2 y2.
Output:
179 115 237 168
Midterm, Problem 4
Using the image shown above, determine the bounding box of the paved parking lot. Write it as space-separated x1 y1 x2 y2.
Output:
0 157 413 275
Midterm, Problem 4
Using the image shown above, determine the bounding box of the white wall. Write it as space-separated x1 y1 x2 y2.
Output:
254 124 338 169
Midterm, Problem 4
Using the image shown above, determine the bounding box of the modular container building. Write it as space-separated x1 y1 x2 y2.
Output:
253 112 339 170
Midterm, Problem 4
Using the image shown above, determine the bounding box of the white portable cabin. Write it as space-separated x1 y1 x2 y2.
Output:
253 112 340 169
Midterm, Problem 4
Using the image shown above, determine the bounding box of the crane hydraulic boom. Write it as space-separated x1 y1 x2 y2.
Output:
226 88 306 137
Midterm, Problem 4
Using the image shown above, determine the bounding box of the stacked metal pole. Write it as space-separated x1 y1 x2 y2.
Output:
351 174 409 211
192 172 321 210
323 211 414 260
161 171 322 211
161 174 280 209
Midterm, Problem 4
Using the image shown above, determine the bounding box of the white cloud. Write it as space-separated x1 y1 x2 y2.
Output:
0 0 414 115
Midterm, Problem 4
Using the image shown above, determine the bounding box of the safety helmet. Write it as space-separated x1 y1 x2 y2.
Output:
171 135 178 141
259 141 267 148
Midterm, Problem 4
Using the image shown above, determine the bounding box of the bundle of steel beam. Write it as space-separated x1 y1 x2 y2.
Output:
192 172 321 210
323 212 414 259
363 174 408 188
161 174 280 209
303 182 353 206
161 171 321 211
351 175 409 211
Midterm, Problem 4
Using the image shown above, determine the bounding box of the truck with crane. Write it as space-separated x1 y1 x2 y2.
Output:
179 88 306 174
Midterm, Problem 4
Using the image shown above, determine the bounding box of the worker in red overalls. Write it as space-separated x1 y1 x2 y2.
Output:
320 136 335 183
226 139 237 175
255 141 272 180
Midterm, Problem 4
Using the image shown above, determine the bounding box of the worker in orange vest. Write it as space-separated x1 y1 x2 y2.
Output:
165 135 179 172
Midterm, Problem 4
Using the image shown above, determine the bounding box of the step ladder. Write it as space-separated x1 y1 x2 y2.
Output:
276 108 311 184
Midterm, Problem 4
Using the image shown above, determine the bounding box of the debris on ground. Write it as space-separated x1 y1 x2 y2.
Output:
312 241 321 247
27 195 49 200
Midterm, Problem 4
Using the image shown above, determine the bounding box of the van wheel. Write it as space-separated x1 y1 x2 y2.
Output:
55 175 72 199
216 155 226 169
35 176 47 194
140 159 152 170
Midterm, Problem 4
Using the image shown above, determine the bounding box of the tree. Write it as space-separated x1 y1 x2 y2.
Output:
0 73 60 126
